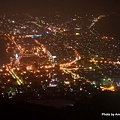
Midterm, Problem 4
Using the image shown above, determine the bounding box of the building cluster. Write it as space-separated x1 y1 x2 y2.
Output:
0 13 120 99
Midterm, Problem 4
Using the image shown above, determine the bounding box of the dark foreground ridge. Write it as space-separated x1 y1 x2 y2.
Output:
0 91 120 120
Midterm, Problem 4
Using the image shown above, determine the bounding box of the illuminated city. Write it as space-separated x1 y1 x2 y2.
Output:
0 0 120 119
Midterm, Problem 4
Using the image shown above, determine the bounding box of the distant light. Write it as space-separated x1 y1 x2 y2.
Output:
70 88 73 92
2 65 5 68
100 86 115 91
80 88 83 91
12 20 15 23
49 83 57 87
89 67 92 70
95 55 98 57
117 61 120 64
52 56 56 59
73 19 76 21
92 81 96 85
75 33 80 35
51 79 55 82
94 85 97 88
64 81 70 85
75 28 80 30
15 54 18 59
103 79 106 81
31 36 34 38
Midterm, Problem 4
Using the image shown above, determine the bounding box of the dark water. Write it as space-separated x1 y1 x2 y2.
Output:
0 37 8 66
95 16 120 39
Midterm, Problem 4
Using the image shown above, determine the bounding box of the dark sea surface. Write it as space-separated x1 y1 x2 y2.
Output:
95 15 120 40
0 37 8 66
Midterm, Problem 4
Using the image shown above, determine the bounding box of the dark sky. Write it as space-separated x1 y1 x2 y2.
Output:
0 0 120 14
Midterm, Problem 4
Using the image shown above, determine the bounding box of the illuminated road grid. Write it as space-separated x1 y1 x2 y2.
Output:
0 13 120 98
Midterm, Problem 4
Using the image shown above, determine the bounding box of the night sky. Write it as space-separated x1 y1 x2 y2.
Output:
0 0 120 14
